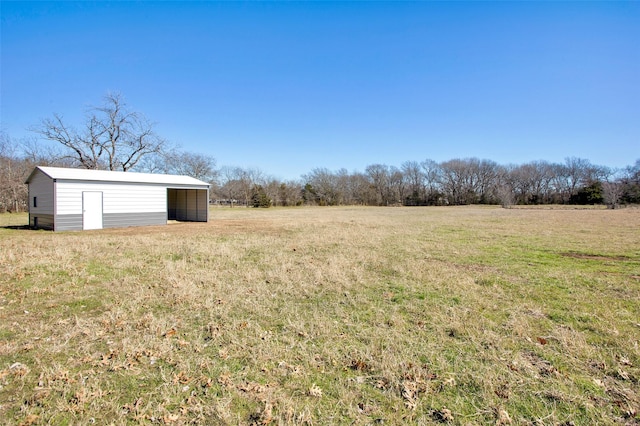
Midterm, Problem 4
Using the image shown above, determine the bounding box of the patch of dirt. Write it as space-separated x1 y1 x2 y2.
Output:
512 351 560 378
561 252 630 262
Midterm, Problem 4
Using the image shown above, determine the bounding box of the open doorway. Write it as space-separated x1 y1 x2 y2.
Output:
167 188 208 222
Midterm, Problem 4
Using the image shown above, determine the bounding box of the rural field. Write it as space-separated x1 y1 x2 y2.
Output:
0 206 639 425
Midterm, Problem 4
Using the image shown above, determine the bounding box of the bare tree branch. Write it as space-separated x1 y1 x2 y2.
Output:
30 93 166 171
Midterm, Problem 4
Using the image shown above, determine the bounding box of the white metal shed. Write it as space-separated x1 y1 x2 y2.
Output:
25 166 210 231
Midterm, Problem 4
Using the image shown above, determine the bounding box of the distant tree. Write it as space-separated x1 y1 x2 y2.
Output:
251 185 272 208
401 161 425 205
302 183 318 205
620 159 640 204
31 93 166 171
509 161 554 204
273 181 302 207
0 132 30 212
475 159 500 203
303 168 344 206
365 164 392 206
550 157 601 203
602 181 624 209
495 183 515 208
564 157 590 197
20 137 72 168
439 158 478 205
420 159 443 205
260 178 298 207
162 150 218 182
571 181 603 205
388 166 407 205
346 172 372 205
218 166 265 206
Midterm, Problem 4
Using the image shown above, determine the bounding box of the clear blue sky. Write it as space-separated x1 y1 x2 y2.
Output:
2 1 639 180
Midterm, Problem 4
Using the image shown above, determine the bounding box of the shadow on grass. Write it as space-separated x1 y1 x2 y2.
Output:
0 225 35 230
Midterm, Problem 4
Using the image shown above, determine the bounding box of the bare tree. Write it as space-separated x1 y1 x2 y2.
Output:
402 161 426 205
602 181 624 209
162 150 218 182
346 172 372 205
0 132 31 212
218 166 244 207
509 161 554 204
621 159 640 203
388 166 407 205
275 180 303 206
31 93 166 171
439 159 477 205
365 164 392 205
421 159 443 205
303 168 344 206
550 157 596 203
262 178 298 207
495 183 515 208
218 166 265 207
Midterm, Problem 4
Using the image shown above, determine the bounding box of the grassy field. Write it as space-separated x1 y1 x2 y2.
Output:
0 206 638 425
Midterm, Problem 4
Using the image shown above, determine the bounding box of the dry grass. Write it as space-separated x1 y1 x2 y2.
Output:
1 206 639 425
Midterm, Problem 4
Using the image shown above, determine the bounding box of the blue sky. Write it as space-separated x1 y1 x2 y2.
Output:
2 1 638 180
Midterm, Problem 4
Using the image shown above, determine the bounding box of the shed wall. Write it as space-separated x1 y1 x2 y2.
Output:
56 182 166 215
27 169 55 229
52 181 168 231
103 212 167 229
55 214 83 232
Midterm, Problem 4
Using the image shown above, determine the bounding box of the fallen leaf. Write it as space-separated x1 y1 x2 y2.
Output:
163 413 180 423
431 407 454 422
349 359 370 372
18 414 39 426
496 408 512 425
443 377 456 387
218 373 233 388
9 362 29 377
309 383 323 398
619 356 632 366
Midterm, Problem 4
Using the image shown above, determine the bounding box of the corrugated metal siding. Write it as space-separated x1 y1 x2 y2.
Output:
27 169 55 230
186 189 198 220
104 212 166 228
167 189 177 220
55 214 83 231
176 190 187 220
28 169 55 215
56 182 166 215
30 214 54 230
171 189 207 222
196 189 208 221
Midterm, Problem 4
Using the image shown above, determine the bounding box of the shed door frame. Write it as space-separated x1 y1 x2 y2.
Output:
82 191 103 230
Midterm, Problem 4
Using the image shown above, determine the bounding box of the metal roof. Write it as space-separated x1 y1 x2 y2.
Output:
26 166 210 187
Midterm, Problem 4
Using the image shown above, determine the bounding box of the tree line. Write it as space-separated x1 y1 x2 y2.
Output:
210 157 639 209
285 158 639 208
2 94 639 212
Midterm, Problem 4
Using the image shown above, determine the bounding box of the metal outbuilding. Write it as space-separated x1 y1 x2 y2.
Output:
25 166 210 231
